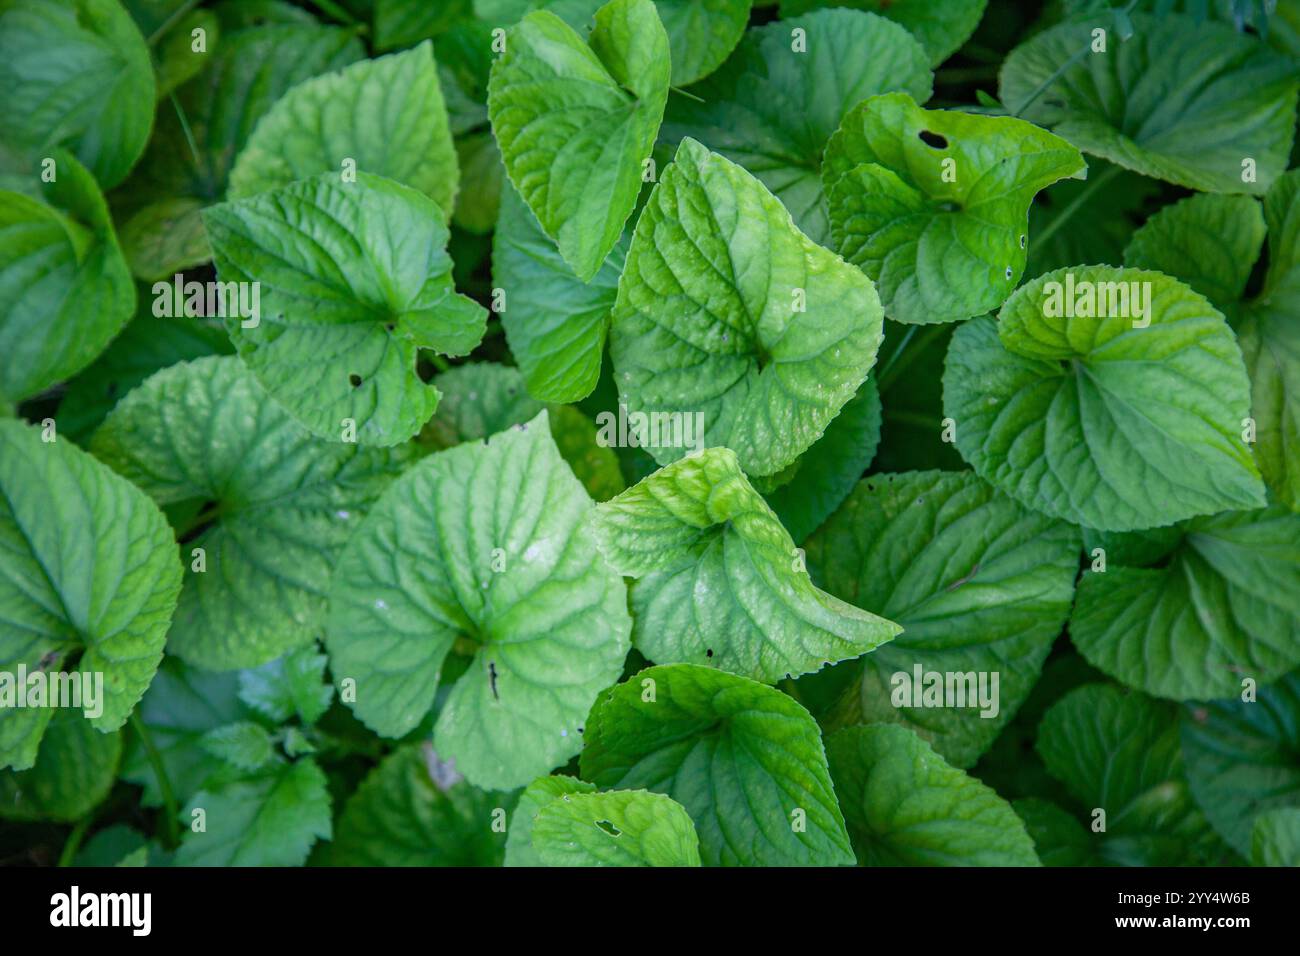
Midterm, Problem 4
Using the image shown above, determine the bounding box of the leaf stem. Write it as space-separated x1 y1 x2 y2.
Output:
1010 1 1139 118
130 711 181 849
309 0 359 25
877 324 947 394
168 91 203 173
146 0 201 46
57 815 94 867
1032 163 1123 250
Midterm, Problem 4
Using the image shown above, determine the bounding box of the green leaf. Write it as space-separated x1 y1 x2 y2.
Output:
121 660 251 807
0 712 121 822
200 720 276 771
580 663 856 866
759 378 882 543
662 9 933 243
493 183 627 403
504 774 596 866
0 419 182 770
203 173 487 446
0 150 134 404
654 0 751 85
610 138 887 477
532 788 702 866
228 42 458 214
943 266 1266 531
175 757 331 866
778 0 988 66
1013 797 1097 867
805 470 1081 767
328 743 512 866
1181 671 1300 857
121 20 364 204
1252 807 1300 866
56 308 232 443
1038 683 1221 865
999 13 1298 194
548 404 626 501
0 0 155 189
452 132 504 234
422 362 545 448
153 8 219 99
487 0 670 281
826 724 1039 866
238 646 335 726
325 410 631 789
823 92 1086 325
118 198 212 283
373 0 474 51
590 447 899 683
1071 506 1300 700
1124 173 1300 511
90 355 412 670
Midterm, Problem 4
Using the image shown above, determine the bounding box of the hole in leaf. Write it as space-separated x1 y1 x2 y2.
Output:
348 373 362 388
594 819 621 837
705 648 714 658
918 130 948 149
385 322 395 333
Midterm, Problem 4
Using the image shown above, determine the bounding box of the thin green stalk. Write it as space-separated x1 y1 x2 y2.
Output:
168 91 203 172
131 711 181 849
1033 163 1123 250
57 815 94 867
877 325 947 395
146 0 201 46
310 0 359 25
883 408 941 431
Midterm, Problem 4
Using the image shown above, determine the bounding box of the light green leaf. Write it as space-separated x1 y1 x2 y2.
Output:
826 724 1039 866
326 411 631 789
91 355 412 670
610 138 887 477
200 720 276 771
228 42 458 213
0 150 134 404
760 377 882 543
1124 173 1300 511
175 757 331 866
999 13 1298 194
238 646 335 726
0 712 121 822
0 0 155 189
493 183 627 403
805 470 1081 767
504 774 596 866
56 309 232 442
1181 671 1300 857
1071 506 1300 700
580 663 856 866
944 266 1266 531
823 92 1086 325
1038 683 1221 865
121 660 251 807
1252 807 1300 866
778 0 987 66
532 788 702 866
328 743 512 866
487 0 669 281
590 447 899 683
0 419 182 770
203 173 487 446
662 9 932 243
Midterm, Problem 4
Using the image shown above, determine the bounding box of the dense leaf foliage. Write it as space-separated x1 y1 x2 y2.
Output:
1 0 1297 871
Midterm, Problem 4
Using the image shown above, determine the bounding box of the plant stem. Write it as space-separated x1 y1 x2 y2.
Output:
131 711 181 849
1011 1 1139 118
1033 163 1123 250
310 0 358 25
877 325 947 395
57 815 94 867
936 65 1000 86
146 0 201 46
169 91 203 172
